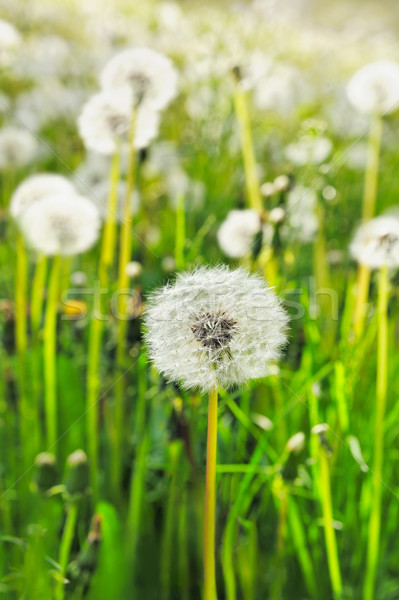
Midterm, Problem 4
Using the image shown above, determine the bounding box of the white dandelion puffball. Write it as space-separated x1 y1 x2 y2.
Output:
350 215 399 269
0 19 21 65
100 47 178 110
144 266 289 392
217 210 261 258
346 61 399 116
20 194 101 256
285 136 332 166
0 127 37 169
78 89 160 154
10 173 75 221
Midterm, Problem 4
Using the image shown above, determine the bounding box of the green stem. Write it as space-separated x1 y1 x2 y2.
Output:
363 264 388 600
100 148 121 275
55 501 79 600
86 149 121 501
44 255 61 449
31 254 48 337
175 194 186 270
112 115 136 494
319 443 342 599
233 86 263 213
204 388 218 600
353 116 382 339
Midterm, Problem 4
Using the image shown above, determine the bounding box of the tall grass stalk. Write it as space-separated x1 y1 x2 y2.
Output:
55 501 79 600
43 255 61 449
233 84 263 213
204 387 218 600
352 117 383 338
112 116 136 494
86 148 121 500
363 263 388 600
318 439 343 599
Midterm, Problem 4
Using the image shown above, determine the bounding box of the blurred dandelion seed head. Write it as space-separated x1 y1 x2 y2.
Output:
100 47 178 110
217 209 261 258
347 60 399 116
10 173 75 221
20 193 101 256
350 214 399 269
144 266 289 392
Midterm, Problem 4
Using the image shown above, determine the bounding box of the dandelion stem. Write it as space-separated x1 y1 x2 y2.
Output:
233 86 263 213
86 148 120 500
31 254 47 337
318 441 342 599
363 263 388 600
100 148 121 276
55 501 79 600
44 254 61 449
15 233 35 467
204 387 218 600
112 113 136 494
175 194 186 270
353 116 383 338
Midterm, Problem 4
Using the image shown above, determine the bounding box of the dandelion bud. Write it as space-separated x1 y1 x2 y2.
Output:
65 450 89 497
273 175 290 193
312 423 332 454
260 182 275 197
34 452 58 494
125 261 142 278
286 431 305 454
269 206 285 225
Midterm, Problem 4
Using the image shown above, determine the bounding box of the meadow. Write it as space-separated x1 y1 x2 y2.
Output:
1 0 399 599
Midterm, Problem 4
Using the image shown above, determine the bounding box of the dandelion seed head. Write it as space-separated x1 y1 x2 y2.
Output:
285 135 332 166
0 126 37 170
282 186 318 243
78 89 160 155
100 47 178 110
10 173 75 221
20 193 101 256
217 209 261 258
350 214 399 269
144 266 289 392
346 60 399 116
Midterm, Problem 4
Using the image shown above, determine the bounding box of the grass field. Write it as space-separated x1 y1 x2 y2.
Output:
1 1 399 598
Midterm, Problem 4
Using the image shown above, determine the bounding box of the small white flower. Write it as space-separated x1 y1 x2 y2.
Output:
285 136 332 166
0 127 37 170
78 89 160 155
350 214 399 269
20 193 101 256
346 61 399 116
283 186 318 243
10 173 75 221
144 266 289 392
217 209 261 258
100 47 178 110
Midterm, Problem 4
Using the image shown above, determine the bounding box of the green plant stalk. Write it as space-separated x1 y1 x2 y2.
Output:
100 148 121 275
86 148 121 500
44 254 61 450
15 233 34 467
270 482 288 600
178 488 189 600
31 255 48 337
204 388 218 600
233 86 263 213
287 496 317 598
353 116 383 339
318 443 343 599
126 434 149 581
175 194 186 270
363 264 388 600
55 501 79 600
161 441 182 599
112 116 136 494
